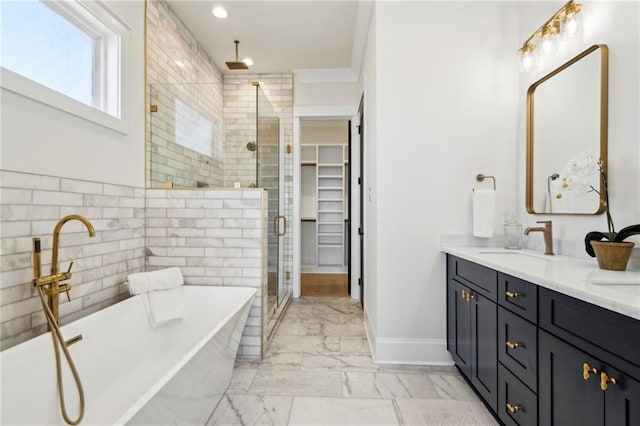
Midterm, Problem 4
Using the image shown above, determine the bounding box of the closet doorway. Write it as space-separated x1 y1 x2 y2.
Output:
300 119 351 297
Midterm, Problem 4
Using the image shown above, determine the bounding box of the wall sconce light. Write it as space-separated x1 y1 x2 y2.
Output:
518 0 583 72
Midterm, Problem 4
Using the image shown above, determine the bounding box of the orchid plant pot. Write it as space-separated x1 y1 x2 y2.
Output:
589 240 635 271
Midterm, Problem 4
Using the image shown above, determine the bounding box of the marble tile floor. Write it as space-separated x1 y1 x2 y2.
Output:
207 297 497 425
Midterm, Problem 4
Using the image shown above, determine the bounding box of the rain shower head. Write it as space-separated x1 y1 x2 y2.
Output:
226 40 249 70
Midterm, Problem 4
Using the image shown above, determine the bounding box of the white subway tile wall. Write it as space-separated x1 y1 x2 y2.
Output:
1 171 269 357
145 188 267 357
146 0 224 188
0 170 145 350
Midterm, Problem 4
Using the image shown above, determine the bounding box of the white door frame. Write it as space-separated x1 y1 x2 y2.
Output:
292 105 359 299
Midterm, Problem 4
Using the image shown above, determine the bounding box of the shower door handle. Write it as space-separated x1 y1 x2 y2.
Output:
273 215 287 237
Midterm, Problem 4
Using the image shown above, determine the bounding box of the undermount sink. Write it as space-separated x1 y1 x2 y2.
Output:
477 250 553 261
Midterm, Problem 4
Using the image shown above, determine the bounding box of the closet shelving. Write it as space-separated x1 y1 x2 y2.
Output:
301 144 348 270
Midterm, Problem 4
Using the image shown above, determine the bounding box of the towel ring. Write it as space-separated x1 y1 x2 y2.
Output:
475 174 496 190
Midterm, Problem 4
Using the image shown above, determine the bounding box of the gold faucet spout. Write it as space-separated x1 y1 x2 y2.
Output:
524 220 554 255
51 215 96 275
33 215 96 327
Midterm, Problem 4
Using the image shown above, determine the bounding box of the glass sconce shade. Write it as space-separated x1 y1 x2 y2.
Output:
562 8 583 39
540 25 559 54
519 44 536 73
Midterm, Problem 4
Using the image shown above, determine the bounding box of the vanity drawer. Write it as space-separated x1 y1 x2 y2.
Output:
498 307 537 392
539 288 640 368
447 255 497 301
498 273 537 324
498 363 538 426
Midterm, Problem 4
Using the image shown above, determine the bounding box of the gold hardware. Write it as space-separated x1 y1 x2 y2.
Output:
506 341 522 350
505 290 521 298
506 403 523 414
32 215 94 425
286 144 292 154
150 104 158 112
65 335 83 347
164 181 174 189
475 174 496 190
461 289 475 302
251 80 260 87
33 215 95 327
518 1 582 57
524 220 554 255
583 362 598 380
600 372 617 391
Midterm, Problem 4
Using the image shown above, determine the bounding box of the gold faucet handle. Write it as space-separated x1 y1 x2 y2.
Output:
536 220 552 227
58 283 72 302
64 261 74 279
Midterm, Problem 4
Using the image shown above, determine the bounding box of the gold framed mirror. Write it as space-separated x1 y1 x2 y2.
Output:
526 44 608 215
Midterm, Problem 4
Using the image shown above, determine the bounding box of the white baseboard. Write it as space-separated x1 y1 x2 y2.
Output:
364 311 454 366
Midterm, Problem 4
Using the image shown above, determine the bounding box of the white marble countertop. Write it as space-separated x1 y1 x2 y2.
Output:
441 246 640 321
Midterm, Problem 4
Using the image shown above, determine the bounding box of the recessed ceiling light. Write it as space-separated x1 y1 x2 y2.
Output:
212 6 227 19
175 60 186 68
242 57 253 67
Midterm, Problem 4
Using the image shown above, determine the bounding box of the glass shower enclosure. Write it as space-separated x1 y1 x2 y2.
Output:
146 81 290 323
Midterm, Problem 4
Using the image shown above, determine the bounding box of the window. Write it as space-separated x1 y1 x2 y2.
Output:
1 0 129 132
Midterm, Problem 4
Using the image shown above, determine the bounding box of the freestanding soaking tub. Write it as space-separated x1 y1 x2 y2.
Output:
1 285 256 425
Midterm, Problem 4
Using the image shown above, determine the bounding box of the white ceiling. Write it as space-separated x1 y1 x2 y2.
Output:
166 1 365 75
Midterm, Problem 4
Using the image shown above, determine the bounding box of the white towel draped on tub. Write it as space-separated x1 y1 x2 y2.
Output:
473 189 496 238
126 267 185 326
127 267 184 295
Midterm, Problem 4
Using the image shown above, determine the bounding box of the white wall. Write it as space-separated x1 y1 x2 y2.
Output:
516 1 640 250
0 2 145 188
294 78 359 108
363 2 520 364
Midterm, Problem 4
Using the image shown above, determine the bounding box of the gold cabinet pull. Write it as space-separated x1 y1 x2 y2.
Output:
460 289 474 302
506 402 523 414
506 341 522 350
505 291 521 298
600 372 617 391
583 362 598 380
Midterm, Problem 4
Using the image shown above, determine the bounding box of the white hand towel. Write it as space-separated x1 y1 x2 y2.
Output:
473 189 496 238
144 287 186 327
127 267 184 295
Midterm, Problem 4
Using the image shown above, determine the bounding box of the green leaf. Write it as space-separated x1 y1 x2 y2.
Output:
584 231 610 257
614 224 640 243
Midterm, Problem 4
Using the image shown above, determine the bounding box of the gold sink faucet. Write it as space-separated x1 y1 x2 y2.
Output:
33 215 96 326
524 220 554 255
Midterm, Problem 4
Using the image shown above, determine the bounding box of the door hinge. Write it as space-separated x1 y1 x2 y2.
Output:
358 227 363 236
357 125 361 135
358 177 362 185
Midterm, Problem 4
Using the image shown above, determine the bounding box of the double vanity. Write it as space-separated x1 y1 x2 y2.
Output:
443 246 640 425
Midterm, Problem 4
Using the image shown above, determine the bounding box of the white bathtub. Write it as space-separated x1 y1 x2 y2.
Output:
1 285 256 426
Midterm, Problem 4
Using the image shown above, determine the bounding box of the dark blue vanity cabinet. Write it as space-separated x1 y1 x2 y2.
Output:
538 288 640 425
446 254 640 425
447 256 499 412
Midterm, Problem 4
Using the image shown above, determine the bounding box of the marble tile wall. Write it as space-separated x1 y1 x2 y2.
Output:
145 188 268 358
146 0 224 188
1 171 269 357
223 74 294 294
0 170 146 350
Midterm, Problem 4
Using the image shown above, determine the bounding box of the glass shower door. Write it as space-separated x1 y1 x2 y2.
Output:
256 87 282 318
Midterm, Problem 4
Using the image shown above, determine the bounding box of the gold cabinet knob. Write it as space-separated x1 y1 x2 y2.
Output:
600 372 617 391
461 289 468 300
506 402 523 414
466 292 476 301
583 362 598 380
505 341 522 350
505 291 521 298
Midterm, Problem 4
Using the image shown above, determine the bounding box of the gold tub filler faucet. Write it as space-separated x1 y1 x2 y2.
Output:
33 215 95 425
